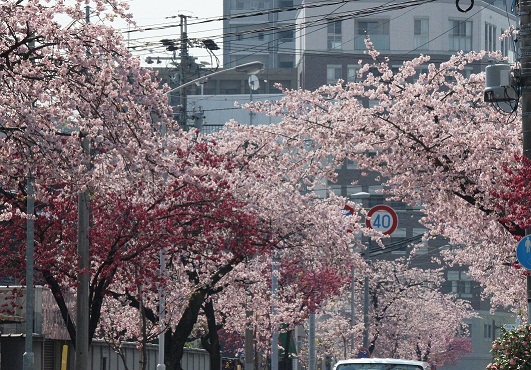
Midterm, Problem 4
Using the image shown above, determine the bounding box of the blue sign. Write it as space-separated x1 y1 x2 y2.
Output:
516 235 531 270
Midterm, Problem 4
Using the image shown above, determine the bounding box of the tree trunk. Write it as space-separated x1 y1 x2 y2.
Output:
201 299 221 370
164 289 208 370
280 330 293 370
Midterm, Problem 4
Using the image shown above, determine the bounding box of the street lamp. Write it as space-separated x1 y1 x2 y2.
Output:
166 61 264 93
166 61 263 129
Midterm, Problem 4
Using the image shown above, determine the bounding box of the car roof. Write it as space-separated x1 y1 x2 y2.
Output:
334 358 428 366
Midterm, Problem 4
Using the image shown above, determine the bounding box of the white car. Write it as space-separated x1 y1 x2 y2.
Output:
333 358 431 370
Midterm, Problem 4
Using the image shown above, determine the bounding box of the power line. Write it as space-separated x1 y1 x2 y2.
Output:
129 0 514 68
125 0 438 55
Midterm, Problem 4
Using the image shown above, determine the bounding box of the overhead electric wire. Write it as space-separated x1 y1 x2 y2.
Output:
128 0 506 65
121 0 379 34
123 0 439 56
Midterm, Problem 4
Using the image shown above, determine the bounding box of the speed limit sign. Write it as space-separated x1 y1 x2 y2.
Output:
365 205 398 235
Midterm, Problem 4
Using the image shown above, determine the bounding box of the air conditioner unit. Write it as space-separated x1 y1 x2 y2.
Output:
484 63 518 103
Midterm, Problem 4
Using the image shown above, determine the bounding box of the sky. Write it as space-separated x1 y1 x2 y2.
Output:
118 0 224 67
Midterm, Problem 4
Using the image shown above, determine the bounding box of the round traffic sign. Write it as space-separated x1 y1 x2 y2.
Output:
344 204 355 233
516 235 531 270
365 205 398 235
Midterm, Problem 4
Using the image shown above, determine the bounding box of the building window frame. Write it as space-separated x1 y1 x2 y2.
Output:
449 19 472 51
414 18 429 50
327 64 342 84
355 19 390 50
485 22 497 52
279 27 295 42
347 65 360 83
327 20 342 50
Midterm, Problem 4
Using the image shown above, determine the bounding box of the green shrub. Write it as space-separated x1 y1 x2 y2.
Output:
487 324 531 370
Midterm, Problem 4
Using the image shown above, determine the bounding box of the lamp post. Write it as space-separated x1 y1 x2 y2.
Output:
167 61 264 93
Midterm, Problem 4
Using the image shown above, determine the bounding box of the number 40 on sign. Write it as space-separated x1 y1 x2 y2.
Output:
365 205 398 235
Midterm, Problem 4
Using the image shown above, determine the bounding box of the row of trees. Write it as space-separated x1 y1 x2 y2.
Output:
0 2 365 369
0 0 526 369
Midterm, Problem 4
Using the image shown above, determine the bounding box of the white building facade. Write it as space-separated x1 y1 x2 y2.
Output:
222 0 303 69
296 0 516 90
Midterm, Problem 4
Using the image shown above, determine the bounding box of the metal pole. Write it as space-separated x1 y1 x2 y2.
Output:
350 268 355 355
271 255 279 370
23 171 35 370
75 9 91 370
250 87 253 125
179 15 189 129
157 249 166 370
76 135 90 370
520 0 531 321
308 313 315 370
245 311 254 370
363 276 369 349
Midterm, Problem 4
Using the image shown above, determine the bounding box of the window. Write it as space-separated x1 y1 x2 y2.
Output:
449 20 472 51
484 323 493 340
258 32 264 41
447 270 473 298
347 65 360 82
327 64 342 84
501 30 515 62
249 0 266 9
280 0 293 8
355 20 390 50
485 23 497 51
501 30 509 57
414 18 429 49
327 20 342 50
279 27 295 42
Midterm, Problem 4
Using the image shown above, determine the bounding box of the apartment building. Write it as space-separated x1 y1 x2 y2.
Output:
222 0 303 69
296 0 516 90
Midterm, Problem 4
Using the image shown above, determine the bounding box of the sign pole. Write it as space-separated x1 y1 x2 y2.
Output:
519 0 531 322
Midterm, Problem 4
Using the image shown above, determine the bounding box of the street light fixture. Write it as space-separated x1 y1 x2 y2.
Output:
167 61 264 93
167 61 263 129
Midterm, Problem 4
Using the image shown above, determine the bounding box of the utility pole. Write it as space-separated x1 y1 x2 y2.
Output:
350 268 355 355
520 0 531 320
179 15 189 129
363 276 369 349
23 34 36 370
271 255 279 370
268 0 278 68
23 170 35 370
157 250 166 370
75 7 91 370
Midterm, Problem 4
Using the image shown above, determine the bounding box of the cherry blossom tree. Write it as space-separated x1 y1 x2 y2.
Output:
0 130 264 357
290 258 472 368
0 0 172 217
238 47 525 314
364 259 473 365
102 135 367 370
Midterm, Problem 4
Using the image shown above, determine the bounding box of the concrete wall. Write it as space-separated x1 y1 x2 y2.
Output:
0 336 210 370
